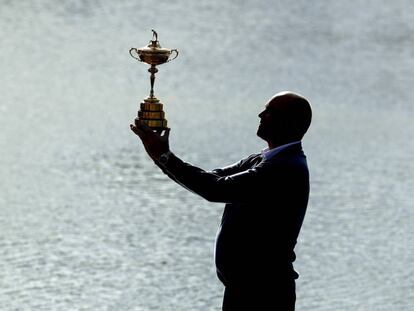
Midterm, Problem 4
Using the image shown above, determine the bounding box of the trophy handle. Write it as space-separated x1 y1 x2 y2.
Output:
129 48 143 61
167 49 179 62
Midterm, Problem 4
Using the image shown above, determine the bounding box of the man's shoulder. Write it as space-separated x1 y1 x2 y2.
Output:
266 143 305 162
259 147 308 173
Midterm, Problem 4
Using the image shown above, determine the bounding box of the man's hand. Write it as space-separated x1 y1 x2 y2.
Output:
130 119 170 161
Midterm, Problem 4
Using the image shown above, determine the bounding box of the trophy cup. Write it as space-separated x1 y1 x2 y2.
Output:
129 30 179 131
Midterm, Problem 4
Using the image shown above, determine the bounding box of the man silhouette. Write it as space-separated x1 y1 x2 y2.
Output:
130 91 312 310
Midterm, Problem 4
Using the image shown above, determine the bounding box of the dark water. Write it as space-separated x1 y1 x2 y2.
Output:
1 1 413 310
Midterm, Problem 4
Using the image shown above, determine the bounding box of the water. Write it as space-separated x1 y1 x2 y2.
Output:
1 1 414 310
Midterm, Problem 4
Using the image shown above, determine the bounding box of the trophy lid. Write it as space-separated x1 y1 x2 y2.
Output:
139 30 171 54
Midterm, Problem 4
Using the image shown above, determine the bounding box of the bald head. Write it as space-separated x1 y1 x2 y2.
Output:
257 91 312 146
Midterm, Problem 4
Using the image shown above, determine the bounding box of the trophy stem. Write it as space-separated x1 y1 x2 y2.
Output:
148 65 158 98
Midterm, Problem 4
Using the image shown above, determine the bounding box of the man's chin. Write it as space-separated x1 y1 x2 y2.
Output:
256 128 266 140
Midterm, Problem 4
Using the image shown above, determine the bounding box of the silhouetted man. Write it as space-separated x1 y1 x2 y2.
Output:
130 91 312 310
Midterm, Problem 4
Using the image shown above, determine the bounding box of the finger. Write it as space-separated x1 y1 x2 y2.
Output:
130 123 146 139
130 123 140 135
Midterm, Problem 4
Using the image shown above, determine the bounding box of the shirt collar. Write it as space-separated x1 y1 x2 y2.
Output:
261 141 301 160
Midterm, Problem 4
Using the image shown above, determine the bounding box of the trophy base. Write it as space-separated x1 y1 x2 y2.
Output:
137 97 168 130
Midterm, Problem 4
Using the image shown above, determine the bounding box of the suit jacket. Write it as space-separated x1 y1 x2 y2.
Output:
156 143 309 287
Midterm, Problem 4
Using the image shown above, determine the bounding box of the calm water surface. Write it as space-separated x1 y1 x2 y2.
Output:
1 1 414 310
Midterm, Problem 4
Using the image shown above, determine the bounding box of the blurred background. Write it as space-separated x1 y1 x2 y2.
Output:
1 0 413 310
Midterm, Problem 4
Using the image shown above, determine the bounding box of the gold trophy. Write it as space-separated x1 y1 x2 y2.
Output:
129 30 178 131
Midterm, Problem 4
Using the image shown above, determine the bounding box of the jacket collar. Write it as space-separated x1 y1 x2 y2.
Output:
261 141 302 160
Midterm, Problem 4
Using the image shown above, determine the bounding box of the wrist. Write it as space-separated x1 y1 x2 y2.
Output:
158 150 172 165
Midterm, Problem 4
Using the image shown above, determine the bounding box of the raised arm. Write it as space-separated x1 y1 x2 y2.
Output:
130 121 273 203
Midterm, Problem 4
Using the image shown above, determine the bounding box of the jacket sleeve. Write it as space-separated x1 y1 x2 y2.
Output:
157 153 274 204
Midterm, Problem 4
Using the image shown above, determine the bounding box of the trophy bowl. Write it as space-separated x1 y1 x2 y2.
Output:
131 43 178 65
